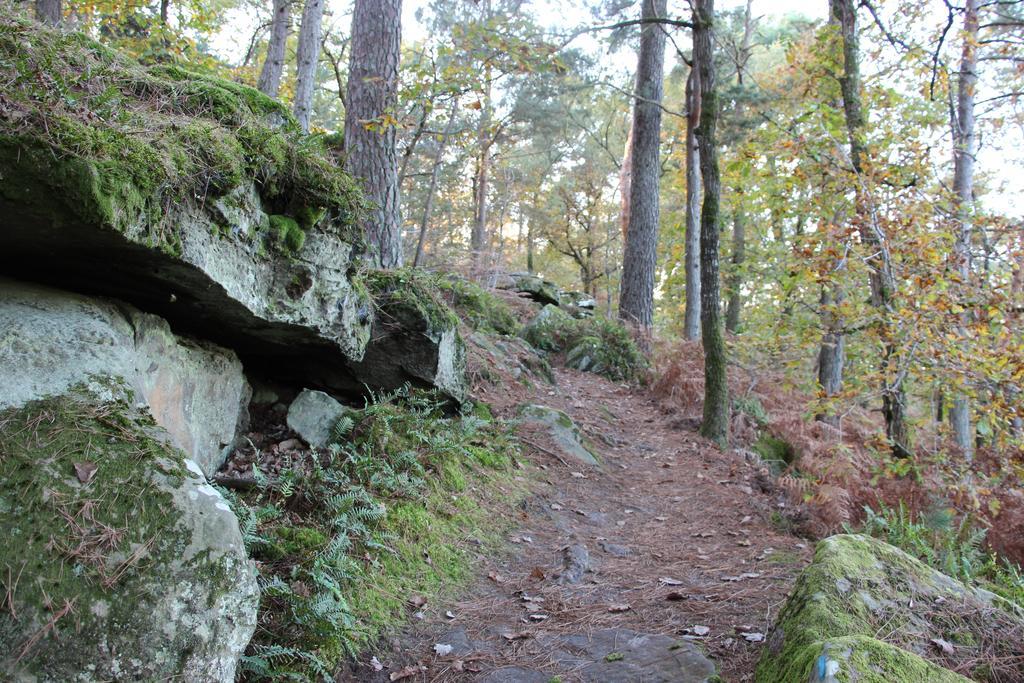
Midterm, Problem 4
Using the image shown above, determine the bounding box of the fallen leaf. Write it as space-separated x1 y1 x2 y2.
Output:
570 471 586 479
604 652 624 662
608 604 631 613
930 638 955 655
408 595 427 608
433 643 453 656
737 540 752 547
502 631 532 641
654 515 668 522
369 656 383 672
692 531 714 538
445 610 456 619
550 503 563 511
686 625 710 636
742 632 765 643
665 591 686 601
659 577 684 586
278 438 301 451
530 566 545 580
73 462 98 484
488 571 506 584
390 665 425 681
527 613 549 621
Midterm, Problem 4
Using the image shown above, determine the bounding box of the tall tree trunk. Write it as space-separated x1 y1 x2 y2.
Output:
343 0 403 267
830 0 909 457
618 0 667 330
35 0 61 25
258 0 291 98
817 283 845 425
683 66 702 341
413 100 458 268
950 0 979 460
293 0 324 132
695 0 729 447
725 208 744 333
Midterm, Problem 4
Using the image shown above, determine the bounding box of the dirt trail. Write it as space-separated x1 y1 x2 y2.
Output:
356 367 812 682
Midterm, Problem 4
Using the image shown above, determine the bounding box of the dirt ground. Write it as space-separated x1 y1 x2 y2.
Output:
347 366 813 682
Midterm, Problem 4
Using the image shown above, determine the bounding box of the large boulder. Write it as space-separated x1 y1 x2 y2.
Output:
0 20 373 394
0 278 249 476
350 271 467 402
0 389 258 682
757 534 1024 682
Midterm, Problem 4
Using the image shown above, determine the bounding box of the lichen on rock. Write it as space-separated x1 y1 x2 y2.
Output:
0 387 257 682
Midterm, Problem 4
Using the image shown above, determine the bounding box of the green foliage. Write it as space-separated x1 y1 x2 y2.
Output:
268 215 306 254
435 274 521 335
855 503 1024 607
523 307 647 382
362 269 460 332
225 387 520 680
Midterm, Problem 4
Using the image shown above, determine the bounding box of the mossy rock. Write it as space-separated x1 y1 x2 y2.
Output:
0 388 257 681
518 404 599 466
757 534 1024 682
0 18 377 395
436 274 521 335
522 307 647 382
350 270 467 402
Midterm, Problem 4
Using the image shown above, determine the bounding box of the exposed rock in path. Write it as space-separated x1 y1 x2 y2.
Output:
519 404 599 466
0 390 258 682
0 279 249 476
759 534 1024 682
541 628 716 682
557 544 593 584
286 389 350 448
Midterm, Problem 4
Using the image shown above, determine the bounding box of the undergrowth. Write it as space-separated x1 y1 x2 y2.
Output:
221 386 522 681
854 503 1024 608
523 306 648 382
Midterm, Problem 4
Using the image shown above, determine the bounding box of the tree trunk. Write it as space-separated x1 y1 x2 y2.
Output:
695 0 729 447
725 208 744 333
831 0 909 457
343 0 403 267
620 117 634 241
618 0 667 330
950 0 979 460
293 0 324 132
413 100 458 267
470 0 493 268
35 0 61 25
683 66 702 341
257 0 291 98
816 283 844 425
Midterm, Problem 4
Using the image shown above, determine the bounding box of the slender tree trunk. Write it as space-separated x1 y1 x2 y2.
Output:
695 0 729 447
413 100 458 268
725 208 745 333
35 0 61 24
683 66 702 341
470 0 493 268
817 283 844 425
343 0 403 267
831 0 909 457
258 0 291 98
293 0 324 132
618 0 667 330
950 0 979 460
620 117 634 241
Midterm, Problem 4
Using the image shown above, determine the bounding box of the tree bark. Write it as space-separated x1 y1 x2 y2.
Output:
258 0 291 98
618 0 667 330
620 116 634 242
830 0 909 457
950 0 979 460
343 0 403 267
470 0 493 269
35 0 61 25
817 283 845 425
683 66 702 341
293 0 324 132
695 0 729 447
413 100 458 267
725 208 744 333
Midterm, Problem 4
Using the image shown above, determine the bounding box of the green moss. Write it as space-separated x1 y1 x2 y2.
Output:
0 18 366 249
0 387 236 678
755 535 1012 683
435 274 521 335
753 434 796 472
268 214 306 254
362 269 460 333
522 306 648 382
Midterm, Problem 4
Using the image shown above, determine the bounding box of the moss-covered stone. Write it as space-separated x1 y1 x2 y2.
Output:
756 534 1023 682
522 306 647 382
435 274 521 335
0 388 257 681
518 404 600 466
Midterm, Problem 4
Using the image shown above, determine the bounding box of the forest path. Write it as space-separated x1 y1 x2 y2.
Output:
358 367 811 682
